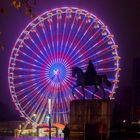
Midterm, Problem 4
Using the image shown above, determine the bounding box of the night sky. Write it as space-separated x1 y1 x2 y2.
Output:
0 0 140 121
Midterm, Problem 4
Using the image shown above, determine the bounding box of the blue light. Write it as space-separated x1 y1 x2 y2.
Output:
48 63 66 83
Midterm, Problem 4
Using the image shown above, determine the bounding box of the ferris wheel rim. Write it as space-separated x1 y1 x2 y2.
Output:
8 6 120 124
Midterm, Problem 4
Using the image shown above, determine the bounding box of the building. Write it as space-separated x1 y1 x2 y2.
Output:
0 121 25 136
132 57 140 120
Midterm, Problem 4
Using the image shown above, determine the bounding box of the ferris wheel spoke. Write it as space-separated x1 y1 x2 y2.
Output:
21 91 42 111
104 88 112 94
18 87 40 105
14 58 45 70
64 97 69 112
63 15 87 59
92 46 113 59
61 13 77 60
14 74 46 88
56 98 61 123
28 95 48 122
51 98 57 122
64 96 70 112
41 22 54 61
93 47 118 61
29 36 47 61
48 21 56 59
54 89 70 123
84 87 101 99
67 19 95 58
22 42 46 64
55 102 60 123
36 99 48 123
27 82 53 119
93 56 115 65
66 76 76 83
88 36 113 53
60 99 66 123
60 97 67 122
59 15 67 60
20 88 45 112
17 83 48 107
74 55 90 67
74 35 108 65
40 92 58 124
77 45 113 67
57 82 71 103
63 79 74 93
74 88 84 98
31 28 52 63
13 67 42 73
83 88 95 99
16 75 50 95
68 26 103 66
63 77 75 87
94 94 102 99
97 67 116 72
28 94 47 118
61 84 73 102
108 77 116 81
13 73 43 79
35 86 56 123
18 50 46 67
56 16 60 60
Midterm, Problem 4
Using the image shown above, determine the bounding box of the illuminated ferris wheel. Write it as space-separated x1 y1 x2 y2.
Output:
8 7 120 124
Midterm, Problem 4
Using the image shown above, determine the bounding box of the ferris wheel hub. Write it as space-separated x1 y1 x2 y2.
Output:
48 62 67 84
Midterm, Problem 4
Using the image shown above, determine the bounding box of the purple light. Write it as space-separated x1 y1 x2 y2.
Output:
8 7 120 124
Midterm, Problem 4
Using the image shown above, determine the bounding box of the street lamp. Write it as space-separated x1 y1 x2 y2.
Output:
48 98 52 140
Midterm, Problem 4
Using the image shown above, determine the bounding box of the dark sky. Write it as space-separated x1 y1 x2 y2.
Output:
0 0 140 121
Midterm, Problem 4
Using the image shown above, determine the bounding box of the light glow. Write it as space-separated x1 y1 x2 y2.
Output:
8 7 120 124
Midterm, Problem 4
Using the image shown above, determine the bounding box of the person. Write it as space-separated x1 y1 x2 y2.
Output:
63 124 70 140
85 59 97 84
58 129 62 138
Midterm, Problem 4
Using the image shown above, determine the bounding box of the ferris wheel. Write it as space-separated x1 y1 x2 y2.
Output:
8 7 120 124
